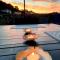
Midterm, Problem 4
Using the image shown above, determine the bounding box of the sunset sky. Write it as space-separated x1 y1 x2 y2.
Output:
1 0 60 13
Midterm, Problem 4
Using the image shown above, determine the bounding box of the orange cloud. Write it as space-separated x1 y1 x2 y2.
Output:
11 2 60 13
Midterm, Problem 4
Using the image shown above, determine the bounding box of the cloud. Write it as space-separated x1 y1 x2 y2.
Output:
10 2 60 13
33 0 60 2
2 0 12 3
51 0 58 2
33 0 48 1
1 0 60 13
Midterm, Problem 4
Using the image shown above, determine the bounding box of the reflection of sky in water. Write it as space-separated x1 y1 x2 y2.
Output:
0 24 60 45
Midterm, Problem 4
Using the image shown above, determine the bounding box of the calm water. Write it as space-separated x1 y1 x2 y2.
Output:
0 24 60 46
0 24 60 60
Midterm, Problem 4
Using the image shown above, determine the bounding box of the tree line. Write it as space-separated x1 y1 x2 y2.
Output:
0 1 60 25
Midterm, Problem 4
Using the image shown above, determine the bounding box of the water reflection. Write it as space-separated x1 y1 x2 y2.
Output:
0 24 60 45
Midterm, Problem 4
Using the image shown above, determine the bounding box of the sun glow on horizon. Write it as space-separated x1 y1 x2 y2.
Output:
11 2 60 13
1 0 60 13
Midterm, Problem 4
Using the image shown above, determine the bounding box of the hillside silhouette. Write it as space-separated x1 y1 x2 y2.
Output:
0 1 60 25
0 1 19 13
